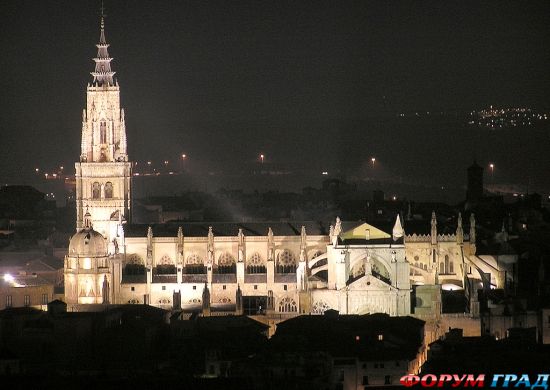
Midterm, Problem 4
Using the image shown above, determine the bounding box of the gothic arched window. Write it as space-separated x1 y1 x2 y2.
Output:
185 254 206 274
311 300 330 314
217 252 236 274
104 182 113 198
92 182 100 199
278 297 297 313
277 249 297 274
247 252 266 274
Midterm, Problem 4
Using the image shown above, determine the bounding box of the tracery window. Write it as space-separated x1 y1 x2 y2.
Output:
185 254 206 274
127 254 144 264
311 300 330 314
217 252 236 274
278 297 297 313
160 254 172 265
247 252 266 274
276 249 297 273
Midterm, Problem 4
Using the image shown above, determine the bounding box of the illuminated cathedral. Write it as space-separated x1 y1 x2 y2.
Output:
64 17 513 325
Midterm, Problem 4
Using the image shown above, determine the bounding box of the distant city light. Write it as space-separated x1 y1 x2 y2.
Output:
322 171 328 175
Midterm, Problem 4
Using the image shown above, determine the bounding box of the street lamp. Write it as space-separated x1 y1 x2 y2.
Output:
489 163 494 181
260 154 265 164
371 157 376 167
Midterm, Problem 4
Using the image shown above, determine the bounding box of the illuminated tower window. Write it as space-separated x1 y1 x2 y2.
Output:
104 182 113 198
92 182 100 199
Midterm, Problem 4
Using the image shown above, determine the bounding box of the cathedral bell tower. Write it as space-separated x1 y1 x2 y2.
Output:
75 15 132 245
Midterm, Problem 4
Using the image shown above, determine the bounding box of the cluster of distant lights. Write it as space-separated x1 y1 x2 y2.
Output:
33 154 379 183
469 106 548 128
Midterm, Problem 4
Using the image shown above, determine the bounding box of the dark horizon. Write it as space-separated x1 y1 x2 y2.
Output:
1 0 549 194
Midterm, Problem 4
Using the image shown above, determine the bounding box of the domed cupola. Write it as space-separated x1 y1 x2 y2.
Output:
69 228 108 257
68 210 108 256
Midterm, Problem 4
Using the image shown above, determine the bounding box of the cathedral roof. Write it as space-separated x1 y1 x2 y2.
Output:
123 221 330 238
68 227 107 257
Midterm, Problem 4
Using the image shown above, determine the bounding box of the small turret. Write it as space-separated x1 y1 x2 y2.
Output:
392 214 404 241
431 211 437 245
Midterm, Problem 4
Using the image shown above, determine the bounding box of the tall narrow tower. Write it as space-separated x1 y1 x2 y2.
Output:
75 15 132 244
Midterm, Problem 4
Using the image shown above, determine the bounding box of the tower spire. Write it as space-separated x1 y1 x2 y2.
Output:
91 3 115 86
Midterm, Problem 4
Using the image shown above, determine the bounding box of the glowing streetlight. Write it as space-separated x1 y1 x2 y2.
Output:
260 154 265 164
35 168 39 173
371 157 376 167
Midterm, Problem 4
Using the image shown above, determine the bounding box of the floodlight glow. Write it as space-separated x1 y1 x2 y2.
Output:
3 274 14 282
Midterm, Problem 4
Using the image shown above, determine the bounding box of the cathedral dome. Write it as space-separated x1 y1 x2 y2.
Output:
68 228 108 257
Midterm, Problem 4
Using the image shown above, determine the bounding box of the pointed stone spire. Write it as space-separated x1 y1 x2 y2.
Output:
147 226 153 244
177 226 184 258
207 226 214 264
238 228 245 262
392 214 404 241
430 211 437 245
146 226 153 264
91 11 116 86
300 226 307 252
469 213 476 244
456 212 464 245
267 227 274 261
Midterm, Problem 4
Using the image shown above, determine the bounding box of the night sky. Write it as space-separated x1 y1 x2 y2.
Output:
1 1 549 193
